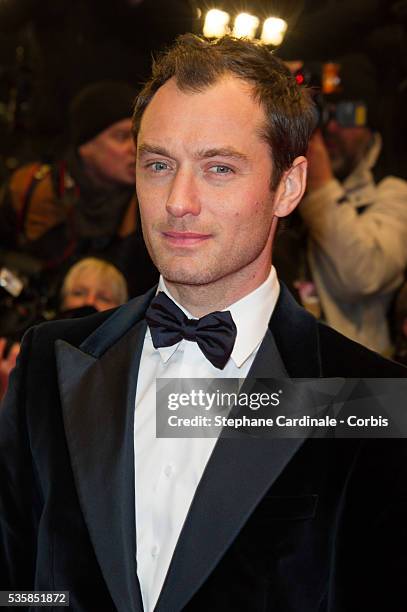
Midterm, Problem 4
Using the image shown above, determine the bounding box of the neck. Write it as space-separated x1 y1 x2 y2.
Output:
164 259 272 318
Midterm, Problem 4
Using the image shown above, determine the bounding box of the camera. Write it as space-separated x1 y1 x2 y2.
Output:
0 250 56 342
293 61 368 129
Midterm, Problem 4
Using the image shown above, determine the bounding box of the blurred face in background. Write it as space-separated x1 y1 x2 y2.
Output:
61 259 128 312
79 118 136 187
62 272 119 311
323 120 372 180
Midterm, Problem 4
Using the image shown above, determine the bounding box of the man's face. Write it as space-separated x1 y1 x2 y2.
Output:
323 119 372 180
79 118 136 186
136 76 279 290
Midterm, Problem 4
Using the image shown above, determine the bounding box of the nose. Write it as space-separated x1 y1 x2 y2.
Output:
165 168 201 218
83 292 97 307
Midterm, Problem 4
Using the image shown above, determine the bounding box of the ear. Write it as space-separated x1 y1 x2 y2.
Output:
273 156 307 218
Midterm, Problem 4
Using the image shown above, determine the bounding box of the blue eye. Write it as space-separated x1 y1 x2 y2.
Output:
210 165 232 174
150 161 168 172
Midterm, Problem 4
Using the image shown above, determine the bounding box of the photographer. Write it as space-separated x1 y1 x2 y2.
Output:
299 54 407 354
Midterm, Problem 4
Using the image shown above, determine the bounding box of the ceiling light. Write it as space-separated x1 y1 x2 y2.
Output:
233 13 259 40
203 9 230 38
260 17 288 46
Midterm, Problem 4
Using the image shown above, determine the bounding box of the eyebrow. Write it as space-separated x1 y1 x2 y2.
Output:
195 147 249 162
137 142 249 162
138 143 171 158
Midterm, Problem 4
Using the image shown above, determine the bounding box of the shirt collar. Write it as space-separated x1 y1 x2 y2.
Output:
228 266 279 366
148 267 280 367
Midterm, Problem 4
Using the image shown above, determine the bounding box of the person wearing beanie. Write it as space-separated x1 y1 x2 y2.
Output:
70 81 138 188
296 54 407 354
0 80 158 303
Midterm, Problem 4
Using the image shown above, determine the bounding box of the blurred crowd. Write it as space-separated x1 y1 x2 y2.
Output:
0 256 129 400
269 54 407 363
1 3 407 401
0 79 160 400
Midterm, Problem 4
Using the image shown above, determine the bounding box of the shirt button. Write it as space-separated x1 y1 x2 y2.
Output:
151 545 159 558
164 465 174 478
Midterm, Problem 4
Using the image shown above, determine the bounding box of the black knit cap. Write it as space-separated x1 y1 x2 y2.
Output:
70 81 137 147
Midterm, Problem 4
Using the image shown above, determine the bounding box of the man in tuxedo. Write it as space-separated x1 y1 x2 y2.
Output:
1 34 407 612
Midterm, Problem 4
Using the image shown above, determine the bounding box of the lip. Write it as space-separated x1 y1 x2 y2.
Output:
162 231 211 246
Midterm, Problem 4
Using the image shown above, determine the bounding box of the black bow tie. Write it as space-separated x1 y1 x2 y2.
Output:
145 291 237 369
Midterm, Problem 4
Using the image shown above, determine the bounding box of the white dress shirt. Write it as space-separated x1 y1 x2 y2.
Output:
134 267 279 611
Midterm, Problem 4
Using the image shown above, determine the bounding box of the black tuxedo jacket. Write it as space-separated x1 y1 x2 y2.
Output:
1 285 407 612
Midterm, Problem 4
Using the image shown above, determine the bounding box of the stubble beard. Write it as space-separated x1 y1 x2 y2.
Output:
148 229 273 292
151 250 227 287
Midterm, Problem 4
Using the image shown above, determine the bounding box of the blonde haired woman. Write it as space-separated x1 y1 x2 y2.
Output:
1 258 128 401
61 257 128 312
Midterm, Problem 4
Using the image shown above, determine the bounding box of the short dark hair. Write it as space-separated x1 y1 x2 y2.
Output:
133 34 317 189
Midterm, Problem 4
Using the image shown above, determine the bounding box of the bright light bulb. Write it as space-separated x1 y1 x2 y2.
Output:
203 9 230 38
233 13 260 40
261 17 288 46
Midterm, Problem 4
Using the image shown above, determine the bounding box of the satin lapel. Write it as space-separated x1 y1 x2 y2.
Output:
268 283 322 379
156 296 321 612
55 291 155 612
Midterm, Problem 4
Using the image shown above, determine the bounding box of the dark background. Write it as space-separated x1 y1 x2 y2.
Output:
0 0 406 177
